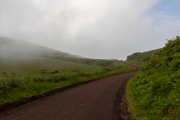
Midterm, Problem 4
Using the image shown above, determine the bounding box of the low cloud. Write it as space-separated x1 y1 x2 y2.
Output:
0 0 179 59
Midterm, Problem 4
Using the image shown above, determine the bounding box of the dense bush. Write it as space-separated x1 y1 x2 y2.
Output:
126 36 180 119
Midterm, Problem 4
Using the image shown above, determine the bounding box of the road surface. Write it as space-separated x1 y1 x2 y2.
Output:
0 63 140 120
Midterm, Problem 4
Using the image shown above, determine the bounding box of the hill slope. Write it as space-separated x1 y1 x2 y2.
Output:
0 36 79 59
0 36 135 105
0 36 85 75
126 49 160 66
126 36 180 119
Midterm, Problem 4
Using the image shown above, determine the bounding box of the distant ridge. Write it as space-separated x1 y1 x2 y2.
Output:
126 49 160 66
0 36 82 59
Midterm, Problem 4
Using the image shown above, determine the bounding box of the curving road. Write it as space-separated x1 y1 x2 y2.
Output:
0 63 140 120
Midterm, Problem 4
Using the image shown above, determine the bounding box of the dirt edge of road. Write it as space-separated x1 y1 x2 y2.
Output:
113 61 141 120
113 77 131 120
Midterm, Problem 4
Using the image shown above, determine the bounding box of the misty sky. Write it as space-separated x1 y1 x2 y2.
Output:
0 0 180 60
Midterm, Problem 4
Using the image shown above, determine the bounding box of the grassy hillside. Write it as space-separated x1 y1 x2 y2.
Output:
126 49 160 66
0 36 80 59
0 36 135 105
126 36 180 119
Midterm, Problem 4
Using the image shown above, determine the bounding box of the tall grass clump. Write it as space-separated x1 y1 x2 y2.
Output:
126 36 180 120
0 73 29 93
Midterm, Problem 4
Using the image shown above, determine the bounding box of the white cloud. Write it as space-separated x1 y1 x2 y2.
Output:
1 0 179 60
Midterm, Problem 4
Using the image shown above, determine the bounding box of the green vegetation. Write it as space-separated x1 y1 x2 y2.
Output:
0 37 135 105
0 58 135 105
126 36 180 120
126 49 160 66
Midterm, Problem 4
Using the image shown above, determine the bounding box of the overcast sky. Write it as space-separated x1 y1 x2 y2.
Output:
0 0 180 60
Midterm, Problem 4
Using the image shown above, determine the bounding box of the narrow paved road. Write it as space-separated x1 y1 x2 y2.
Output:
0 64 140 120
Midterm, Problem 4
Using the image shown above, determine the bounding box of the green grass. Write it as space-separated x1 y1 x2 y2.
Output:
0 58 135 105
126 36 180 120
0 57 102 75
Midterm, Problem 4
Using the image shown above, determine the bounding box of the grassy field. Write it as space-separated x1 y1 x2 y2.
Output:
126 36 180 120
126 49 160 66
0 37 135 105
